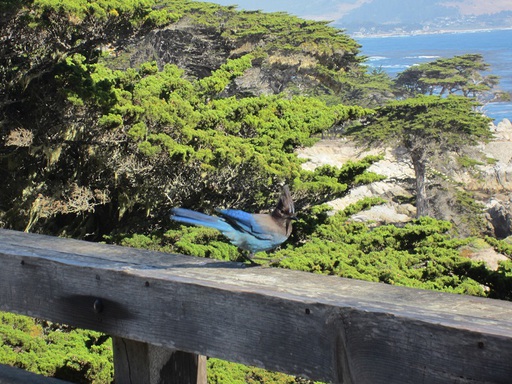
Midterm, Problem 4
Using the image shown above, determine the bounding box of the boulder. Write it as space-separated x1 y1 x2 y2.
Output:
478 163 512 192
350 203 412 225
490 118 512 141
485 197 512 238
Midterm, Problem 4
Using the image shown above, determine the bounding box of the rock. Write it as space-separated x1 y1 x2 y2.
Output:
227 67 274 96
481 142 512 164
485 198 512 238
490 118 512 141
297 140 415 224
478 163 512 191
296 139 381 170
451 120 512 192
465 247 509 270
350 204 412 225
367 157 415 180
298 139 415 224
395 203 417 217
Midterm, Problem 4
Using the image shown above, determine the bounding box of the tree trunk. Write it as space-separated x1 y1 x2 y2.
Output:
411 150 428 218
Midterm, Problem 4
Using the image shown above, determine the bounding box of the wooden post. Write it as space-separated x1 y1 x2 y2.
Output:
112 337 207 384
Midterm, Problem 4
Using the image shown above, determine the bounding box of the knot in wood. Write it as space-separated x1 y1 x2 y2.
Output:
93 299 104 314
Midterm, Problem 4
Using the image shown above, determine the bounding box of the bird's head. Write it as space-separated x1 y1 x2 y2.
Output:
272 185 296 221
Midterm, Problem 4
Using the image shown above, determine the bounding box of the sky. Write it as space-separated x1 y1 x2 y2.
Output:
198 0 368 19
442 0 512 15
200 0 512 19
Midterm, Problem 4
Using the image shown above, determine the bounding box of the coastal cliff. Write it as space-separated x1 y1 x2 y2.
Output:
298 118 512 240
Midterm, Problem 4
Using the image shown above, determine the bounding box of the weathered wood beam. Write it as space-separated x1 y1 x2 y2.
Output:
0 364 71 384
1 229 512 383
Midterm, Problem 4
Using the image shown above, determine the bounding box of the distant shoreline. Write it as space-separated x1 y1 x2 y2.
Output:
351 27 512 39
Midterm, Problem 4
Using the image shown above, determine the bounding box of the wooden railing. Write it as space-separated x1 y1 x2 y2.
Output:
1 228 512 383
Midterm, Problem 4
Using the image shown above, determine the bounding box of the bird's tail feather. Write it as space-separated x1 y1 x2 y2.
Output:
170 208 231 231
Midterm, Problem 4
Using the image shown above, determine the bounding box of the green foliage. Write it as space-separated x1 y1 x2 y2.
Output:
353 95 492 217
468 239 512 301
485 236 512 258
0 312 113 383
275 215 490 296
167 226 240 261
486 260 512 301
98 113 124 127
450 190 488 236
157 1 378 104
320 65 395 107
457 154 484 168
294 155 384 205
31 0 176 26
1 48 369 235
357 95 492 148
127 121 148 140
395 54 498 99
187 7 361 62
1 0 176 97
196 55 254 97
207 358 317 384
339 197 386 217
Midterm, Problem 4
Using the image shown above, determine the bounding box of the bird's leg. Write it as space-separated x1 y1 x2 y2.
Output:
268 255 290 266
238 251 259 266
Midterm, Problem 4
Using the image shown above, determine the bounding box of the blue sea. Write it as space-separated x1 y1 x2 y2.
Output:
356 29 512 123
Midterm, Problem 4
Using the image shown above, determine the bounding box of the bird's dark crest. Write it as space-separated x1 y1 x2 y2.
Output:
272 185 295 219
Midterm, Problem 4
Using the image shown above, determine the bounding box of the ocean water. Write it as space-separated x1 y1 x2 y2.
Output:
356 29 512 122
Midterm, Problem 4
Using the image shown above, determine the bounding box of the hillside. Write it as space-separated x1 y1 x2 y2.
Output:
332 0 512 35
0 0 389 238
206 0 512 35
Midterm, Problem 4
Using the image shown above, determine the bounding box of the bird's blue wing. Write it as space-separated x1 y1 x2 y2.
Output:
217 209 272 240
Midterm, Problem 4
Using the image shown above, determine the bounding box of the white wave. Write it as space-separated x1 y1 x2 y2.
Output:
404 55 441 59
367 56 387 61
379 64 409 69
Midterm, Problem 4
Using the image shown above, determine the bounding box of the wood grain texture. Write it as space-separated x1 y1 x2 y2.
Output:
1 229 512 383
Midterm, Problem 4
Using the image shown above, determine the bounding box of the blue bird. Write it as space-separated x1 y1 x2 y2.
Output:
170 185 296 262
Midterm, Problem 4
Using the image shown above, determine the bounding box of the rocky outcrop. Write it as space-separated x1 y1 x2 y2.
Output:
476 119 512 192
478 119 512 237
491 118 512 141
297 141 415 225
296 119 512 236
485 198 512 239
478 161 512 192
